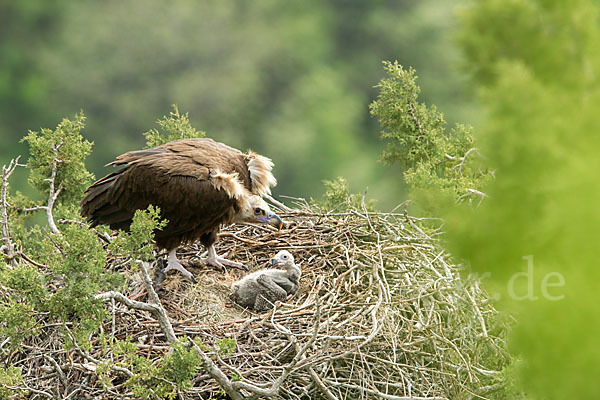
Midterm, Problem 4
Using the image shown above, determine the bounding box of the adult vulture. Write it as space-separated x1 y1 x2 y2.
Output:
80 138 283 279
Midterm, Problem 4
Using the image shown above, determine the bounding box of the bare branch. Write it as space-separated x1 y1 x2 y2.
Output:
58 218 111 243
1 156 22 266
95 291 162 314
17 251 48 268
137 261 178 343
20 205 48 213
45 140 64 236
264 193 294 212
6 385 54 399
457 188 488 203
447 147 481 176
190 339 245 400
306 365 338 400
44 354 68 390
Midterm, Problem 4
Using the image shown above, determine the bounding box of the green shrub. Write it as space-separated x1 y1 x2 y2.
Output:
143 105 205 148
370 61 492 212
21 112 94 205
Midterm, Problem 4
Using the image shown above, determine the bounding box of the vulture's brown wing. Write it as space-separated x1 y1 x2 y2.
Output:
81 140 249 248
111 139 253 189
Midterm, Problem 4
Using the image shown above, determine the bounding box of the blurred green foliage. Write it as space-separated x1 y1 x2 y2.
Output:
442 0 600 398
0 0 474 209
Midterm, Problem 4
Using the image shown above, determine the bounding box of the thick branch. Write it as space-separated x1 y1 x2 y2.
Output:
95 291 162 314
137 261 178 343
44 354 68 389
97 261 246 398
190 339 245 400
6 386 54 399
306 365 338 400
95 264 177 345
20 205 48 213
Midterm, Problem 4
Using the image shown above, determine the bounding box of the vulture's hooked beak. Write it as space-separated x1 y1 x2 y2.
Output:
258 212 283 230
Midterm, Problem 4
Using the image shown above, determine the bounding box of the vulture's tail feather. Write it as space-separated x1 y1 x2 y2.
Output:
80 170 134 229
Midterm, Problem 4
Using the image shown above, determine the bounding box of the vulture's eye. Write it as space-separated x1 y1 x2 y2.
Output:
254 207 263 215
282 254 288 259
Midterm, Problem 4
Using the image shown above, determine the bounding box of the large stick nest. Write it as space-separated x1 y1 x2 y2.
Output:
4 198 512 399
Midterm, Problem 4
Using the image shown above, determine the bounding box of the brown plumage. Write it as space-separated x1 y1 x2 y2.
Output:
80 138 282 279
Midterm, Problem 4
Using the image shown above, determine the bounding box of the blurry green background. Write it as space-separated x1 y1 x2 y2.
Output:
0 0 475 208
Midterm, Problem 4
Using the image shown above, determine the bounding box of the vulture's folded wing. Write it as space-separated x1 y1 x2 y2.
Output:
81 149 246 236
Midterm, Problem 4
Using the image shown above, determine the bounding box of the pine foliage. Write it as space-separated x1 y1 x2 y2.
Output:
370 61 492 211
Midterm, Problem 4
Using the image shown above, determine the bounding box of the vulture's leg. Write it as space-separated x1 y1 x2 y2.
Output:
164 249 196 282
199 231 247 271
201 244 247 271
254 274 289 312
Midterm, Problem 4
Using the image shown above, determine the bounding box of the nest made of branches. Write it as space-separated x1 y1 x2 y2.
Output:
5 198 512 399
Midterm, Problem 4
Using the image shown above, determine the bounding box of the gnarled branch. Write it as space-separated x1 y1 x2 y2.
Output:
1 156 24 266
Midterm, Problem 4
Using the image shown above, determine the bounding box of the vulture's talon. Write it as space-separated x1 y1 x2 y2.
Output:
164 250 197 282
202 244 247 271
201 255 247 272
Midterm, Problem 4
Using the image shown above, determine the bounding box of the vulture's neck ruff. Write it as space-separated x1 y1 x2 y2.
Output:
209 170 247 201
247 152 277 196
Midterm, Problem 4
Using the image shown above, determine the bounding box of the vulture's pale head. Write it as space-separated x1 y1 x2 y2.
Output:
236 195 283 229
271 250 295 267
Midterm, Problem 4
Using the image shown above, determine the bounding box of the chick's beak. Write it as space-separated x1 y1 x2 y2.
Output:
271 258 278 266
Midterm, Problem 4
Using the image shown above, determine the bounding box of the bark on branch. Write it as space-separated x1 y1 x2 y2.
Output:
1 156 24 267
45 140 64 236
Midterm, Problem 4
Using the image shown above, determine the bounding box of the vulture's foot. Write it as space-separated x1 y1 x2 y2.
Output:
202 247 248 272
164 250 196 282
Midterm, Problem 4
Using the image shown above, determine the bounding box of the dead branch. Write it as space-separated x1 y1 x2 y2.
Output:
1 156 23 266
45 140 64 236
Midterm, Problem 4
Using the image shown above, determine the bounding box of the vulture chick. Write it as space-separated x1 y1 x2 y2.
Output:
231 250 300 312
80 138 282 279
